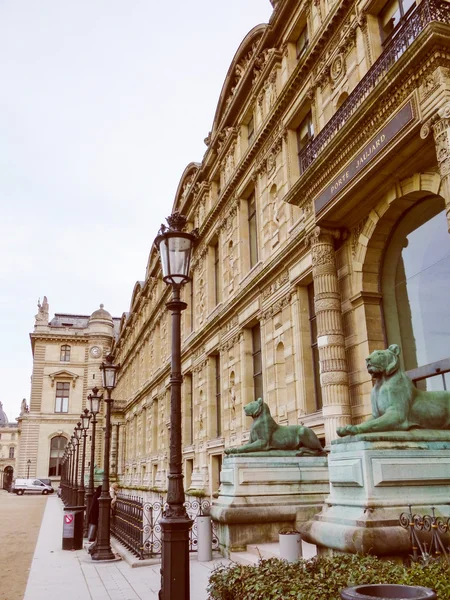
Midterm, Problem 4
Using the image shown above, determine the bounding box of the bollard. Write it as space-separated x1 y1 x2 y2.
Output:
340 584 437 599
197 515 212 562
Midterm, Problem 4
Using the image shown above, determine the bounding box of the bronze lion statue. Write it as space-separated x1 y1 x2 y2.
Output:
225 397 324 455
337 344 450 436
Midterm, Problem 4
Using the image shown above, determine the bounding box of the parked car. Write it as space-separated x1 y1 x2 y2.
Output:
12 478 54 495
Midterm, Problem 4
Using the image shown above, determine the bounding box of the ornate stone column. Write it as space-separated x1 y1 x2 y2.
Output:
309 226 351 445
431 102 450 231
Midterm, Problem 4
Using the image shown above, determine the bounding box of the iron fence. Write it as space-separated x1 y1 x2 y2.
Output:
111 493 219 559
298 0 450 174
400 505 450 562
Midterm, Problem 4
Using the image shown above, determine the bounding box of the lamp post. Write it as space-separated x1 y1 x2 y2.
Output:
72 430 80 506
154 212 197 600
68 441 74 505
86 388 101 537
92 355 119 561
78 410 90 508
27 459 31 478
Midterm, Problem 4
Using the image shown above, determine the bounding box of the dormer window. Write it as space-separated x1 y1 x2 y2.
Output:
60 345 71 362
296 25 309 59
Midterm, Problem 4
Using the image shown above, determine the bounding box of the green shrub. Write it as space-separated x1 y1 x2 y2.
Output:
207 554 450 600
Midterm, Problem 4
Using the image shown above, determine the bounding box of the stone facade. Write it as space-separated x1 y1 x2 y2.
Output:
0 402 18 489
17 299 119 484
112 0 450 497
22 0 450 501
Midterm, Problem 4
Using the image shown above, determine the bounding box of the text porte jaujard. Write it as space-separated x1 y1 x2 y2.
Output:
314 101 414 214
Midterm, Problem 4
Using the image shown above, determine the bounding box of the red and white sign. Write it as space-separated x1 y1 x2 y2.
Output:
64 514 74 524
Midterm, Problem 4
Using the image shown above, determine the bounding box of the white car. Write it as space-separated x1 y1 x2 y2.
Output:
12 478 54 495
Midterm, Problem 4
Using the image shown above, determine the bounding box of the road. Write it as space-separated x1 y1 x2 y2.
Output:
0 490 47 600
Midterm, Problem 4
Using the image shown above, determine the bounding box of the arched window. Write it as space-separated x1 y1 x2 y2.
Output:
382 197 450 389
60 345 71 362
48 435 66 477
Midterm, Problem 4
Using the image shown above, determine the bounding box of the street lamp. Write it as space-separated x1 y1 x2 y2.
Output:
27 459 31 478
92 355 119 561
78 410 90 508
86 387 101 538
154 212 197 600
72 430 80 506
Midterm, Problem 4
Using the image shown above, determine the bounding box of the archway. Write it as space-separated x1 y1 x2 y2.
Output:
352 172 450 389
3 466 13 490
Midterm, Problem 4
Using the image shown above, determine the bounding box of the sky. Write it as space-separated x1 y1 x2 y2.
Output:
0 0 273 423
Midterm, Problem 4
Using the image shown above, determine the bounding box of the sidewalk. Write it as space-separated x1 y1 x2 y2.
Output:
24 495 230 600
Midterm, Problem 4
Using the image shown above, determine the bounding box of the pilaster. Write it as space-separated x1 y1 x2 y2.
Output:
431 101 450 231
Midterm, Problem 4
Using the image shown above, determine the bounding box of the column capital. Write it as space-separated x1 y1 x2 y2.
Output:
306 226 342 247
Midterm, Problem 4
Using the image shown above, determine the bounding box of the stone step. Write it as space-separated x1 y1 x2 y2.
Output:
231 540 317 566
229 551 259 566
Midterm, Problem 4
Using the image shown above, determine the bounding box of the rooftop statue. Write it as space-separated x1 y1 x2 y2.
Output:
35 296 49 324
337 344 450 436
225 397 324 456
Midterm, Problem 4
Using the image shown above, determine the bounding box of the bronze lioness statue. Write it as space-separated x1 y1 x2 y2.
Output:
337 344 450 436
225 397 324 455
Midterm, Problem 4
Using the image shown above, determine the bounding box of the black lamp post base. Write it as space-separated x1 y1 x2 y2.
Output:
159 516 193 600
91 548 117 561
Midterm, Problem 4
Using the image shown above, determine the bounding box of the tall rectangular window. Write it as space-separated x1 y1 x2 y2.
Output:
296 25 309 59
60 345 71 362
252 324 263 400
308 283 323 410
214 242 221 305
215 355 222 437
248 194 258 268
55 382 70 413
9 447 14 459
379 0 415 43
297 112 314 173
247 115 255 146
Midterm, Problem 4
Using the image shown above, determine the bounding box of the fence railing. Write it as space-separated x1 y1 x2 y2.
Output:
298 0 450 174
400 506 450 562
111 493 219 559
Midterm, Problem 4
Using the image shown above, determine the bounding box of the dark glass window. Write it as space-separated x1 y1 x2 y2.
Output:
55 382 70 413
60 345 71 362
252 325 263 400
296 25 309 59
297 113 314 173
215 355 222 437
9 447 14 459
248 194 258 268
247 116 255 146
49 435 66 477
379 0 416 43
308 283 323 410
214 243 221 305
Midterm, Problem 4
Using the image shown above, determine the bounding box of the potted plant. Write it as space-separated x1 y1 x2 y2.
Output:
340 584 436 599
278 527 302 562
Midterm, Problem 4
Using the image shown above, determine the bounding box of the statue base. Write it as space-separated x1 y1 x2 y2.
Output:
301 432 450 557
210 455 329 555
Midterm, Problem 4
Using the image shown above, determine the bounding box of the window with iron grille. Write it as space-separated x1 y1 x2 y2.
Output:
215 355 222 437
248 194 258 268
252 325 263 400
308 283 323 410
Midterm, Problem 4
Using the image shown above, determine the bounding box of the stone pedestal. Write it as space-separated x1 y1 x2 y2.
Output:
301 432 450 557
210 455 329 555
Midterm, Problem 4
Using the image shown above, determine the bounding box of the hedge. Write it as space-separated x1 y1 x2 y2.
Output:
207 554 450 600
